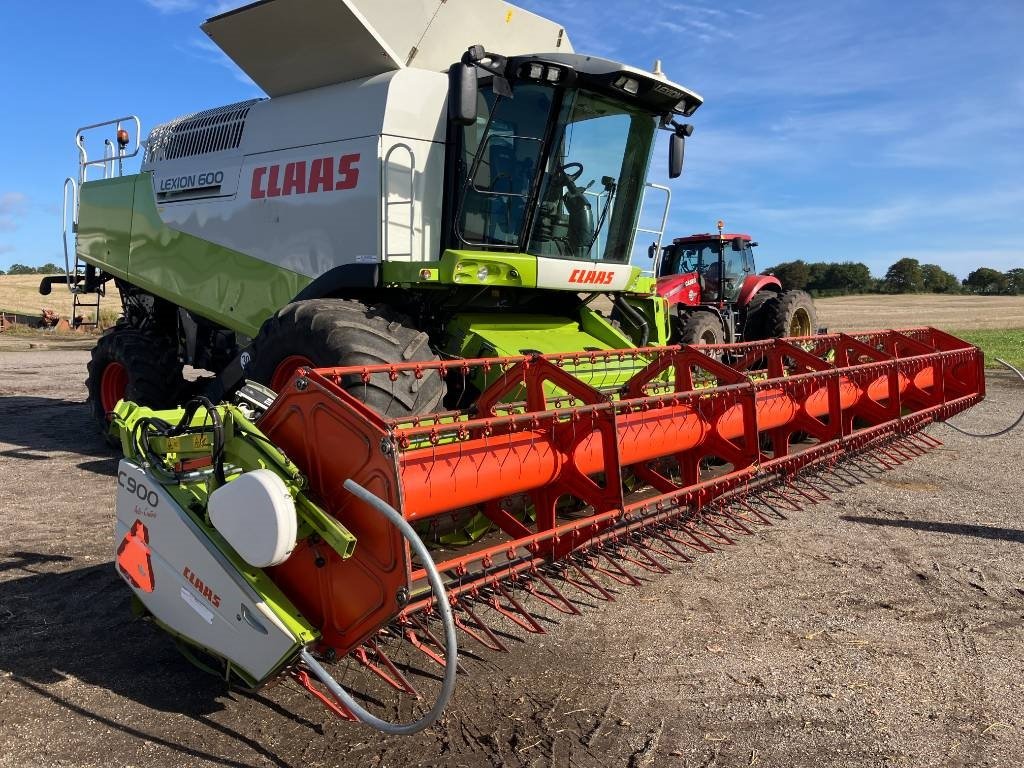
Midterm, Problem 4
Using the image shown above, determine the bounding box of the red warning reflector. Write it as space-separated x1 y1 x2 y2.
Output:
117 519 155 593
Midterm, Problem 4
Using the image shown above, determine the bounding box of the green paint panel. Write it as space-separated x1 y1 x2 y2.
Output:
440 250 538 288
76 177 135 280
76 173 311 336
447 309 651 393
127 176 310 336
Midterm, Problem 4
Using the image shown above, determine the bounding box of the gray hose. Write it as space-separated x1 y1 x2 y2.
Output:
941 358 1024 438
298 478 458 735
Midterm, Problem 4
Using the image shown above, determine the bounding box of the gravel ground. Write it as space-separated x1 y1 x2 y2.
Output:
0 346 1022 768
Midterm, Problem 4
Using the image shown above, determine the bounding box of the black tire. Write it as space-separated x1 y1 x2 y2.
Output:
249 299 444 417
86 327 184 442
762 290 817 339
678 311 726 345
741 290 779 341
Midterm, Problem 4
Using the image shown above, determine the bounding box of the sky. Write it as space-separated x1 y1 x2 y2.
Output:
0 0 1021 278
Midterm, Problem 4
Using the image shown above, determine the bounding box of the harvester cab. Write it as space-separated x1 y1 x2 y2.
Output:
656 221 817 346
49 0 995 739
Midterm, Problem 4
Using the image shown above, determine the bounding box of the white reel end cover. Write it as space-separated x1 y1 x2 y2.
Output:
209 470 298 568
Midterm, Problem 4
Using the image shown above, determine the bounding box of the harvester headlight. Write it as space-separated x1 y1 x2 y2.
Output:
528 63 544 80
614 75 640 94
545 66 562 82
476 265 490 281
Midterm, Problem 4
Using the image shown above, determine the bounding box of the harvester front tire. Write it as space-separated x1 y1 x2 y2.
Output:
763 290 817 339
86 328 184 443
250 299 444 417
678 311 726 346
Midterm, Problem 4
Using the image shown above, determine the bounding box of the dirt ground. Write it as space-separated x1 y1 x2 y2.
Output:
1 346 1022 768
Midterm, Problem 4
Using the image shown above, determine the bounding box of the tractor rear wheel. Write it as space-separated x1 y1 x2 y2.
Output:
741 290 778 341
86 327 184 442
678 311 726 346
249 299 444 417
762 290 816 339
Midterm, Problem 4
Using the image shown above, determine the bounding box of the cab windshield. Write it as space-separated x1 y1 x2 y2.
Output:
454 84 657 263
660 240 753 302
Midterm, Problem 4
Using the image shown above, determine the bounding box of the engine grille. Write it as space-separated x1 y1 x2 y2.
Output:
144 99 262 163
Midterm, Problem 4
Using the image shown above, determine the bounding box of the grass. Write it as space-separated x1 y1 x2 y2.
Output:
949 328 1024 369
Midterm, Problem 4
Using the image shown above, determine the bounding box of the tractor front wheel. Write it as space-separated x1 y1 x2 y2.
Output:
677 311 726 346
763 290 817 339
249 299 444 417
86 327 184 442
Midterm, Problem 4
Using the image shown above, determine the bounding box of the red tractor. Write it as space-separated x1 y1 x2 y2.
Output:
655 222 817 345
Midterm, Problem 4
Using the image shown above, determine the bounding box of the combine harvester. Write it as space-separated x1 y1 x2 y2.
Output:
52 0 993 735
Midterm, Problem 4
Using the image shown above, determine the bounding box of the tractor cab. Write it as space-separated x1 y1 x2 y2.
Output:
656 230 756 306
653 222 815 345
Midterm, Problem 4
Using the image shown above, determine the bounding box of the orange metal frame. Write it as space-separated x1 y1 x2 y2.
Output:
259 327 984 657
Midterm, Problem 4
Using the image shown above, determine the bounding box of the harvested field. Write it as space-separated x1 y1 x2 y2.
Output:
815 294 1024 332
0 275 71 318
1 346 1022 767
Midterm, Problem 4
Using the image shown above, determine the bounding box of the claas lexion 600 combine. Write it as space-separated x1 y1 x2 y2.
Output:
50 0 989 734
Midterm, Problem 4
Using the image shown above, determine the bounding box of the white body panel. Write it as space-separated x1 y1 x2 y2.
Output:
202 0 571 97
145 69 449 276
114 461 299 682
536 259 636 291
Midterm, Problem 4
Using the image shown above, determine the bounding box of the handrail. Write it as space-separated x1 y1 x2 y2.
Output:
61 177 79 292
636 182 671 275
75 115 142 183
382 142 416 260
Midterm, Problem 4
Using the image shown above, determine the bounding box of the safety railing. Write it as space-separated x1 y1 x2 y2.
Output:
635 182 671 275
75 115 142 183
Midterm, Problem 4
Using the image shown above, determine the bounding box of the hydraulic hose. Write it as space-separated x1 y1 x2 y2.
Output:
612 295 649 347
940 358 1024 438
298 479 458 736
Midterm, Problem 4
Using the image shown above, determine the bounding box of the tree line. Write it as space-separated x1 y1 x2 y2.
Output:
0 263 63 276
768 258 1024 296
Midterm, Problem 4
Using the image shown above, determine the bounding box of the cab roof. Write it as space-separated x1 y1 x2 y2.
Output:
673 233 752 244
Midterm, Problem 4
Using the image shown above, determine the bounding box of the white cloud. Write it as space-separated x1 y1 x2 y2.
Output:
143 0 242 15
144 0 200 12
0 192 27 232
180 37 256 87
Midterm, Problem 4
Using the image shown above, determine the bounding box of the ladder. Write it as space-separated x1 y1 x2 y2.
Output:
634 182 672 276
59 116 142 328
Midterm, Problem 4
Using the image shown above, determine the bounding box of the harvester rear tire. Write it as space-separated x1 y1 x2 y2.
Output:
249 299 444 417
762 290 817 339
86 327 184 443
678 311 726 346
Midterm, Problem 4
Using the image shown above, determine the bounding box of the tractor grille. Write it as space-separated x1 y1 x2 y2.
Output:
144 99 262 163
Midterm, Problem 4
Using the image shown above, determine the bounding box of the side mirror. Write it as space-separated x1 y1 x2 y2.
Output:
668 123 693 179
449 62 478 126
647 241 658 259
668 133 684 179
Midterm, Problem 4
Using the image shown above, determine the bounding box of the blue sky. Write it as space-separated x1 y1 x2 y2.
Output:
0 0 1021 278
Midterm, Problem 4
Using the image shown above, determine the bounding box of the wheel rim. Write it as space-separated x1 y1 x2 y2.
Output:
789 308 811 337
271 355 314 393
700 329 718 344
100 362 128 416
